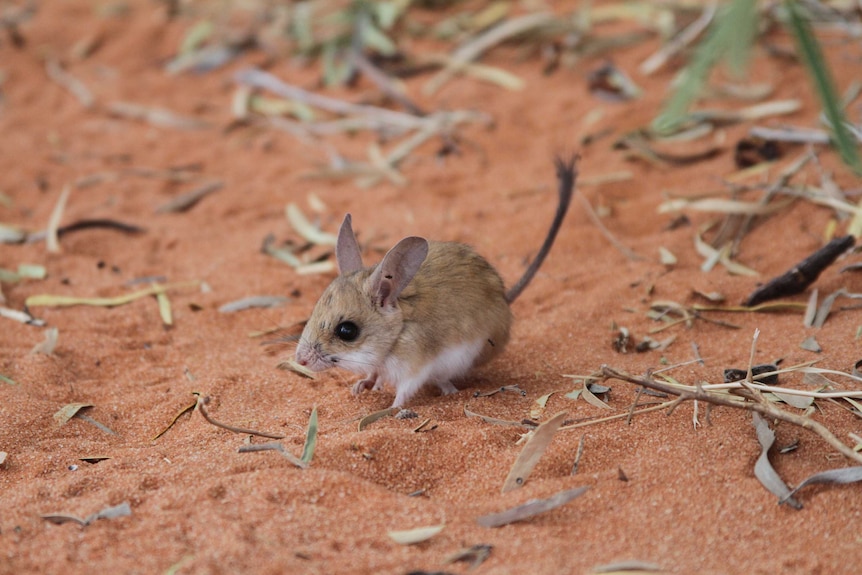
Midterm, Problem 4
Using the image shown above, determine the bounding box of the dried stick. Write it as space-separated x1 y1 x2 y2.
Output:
196 395 285 440
423 12 554 95
601 365 862 465
577 192 645 261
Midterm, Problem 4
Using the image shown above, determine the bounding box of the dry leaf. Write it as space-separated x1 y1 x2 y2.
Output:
46 184 71 254
464 406 530 428
530 392 555 420
152 400 197 441
277 359 317 380
477 486 589 528
387 524 444 545
581 383 613 410
357 407 398 431
752 413 801 509
502 411 567 492
155 180 223 213
781 465 862 504
300 407 318 464
30 327 58 355
54 403 93 426
218 296 289 313
286 203 337 246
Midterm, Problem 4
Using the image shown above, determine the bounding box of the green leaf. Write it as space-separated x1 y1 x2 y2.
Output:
784 0 862 175
653 0 758 134
724 0 758 78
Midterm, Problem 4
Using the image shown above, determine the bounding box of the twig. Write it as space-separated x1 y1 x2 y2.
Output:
46 184 71 253
423 12 555 95
349 50 425 116
731 148 815 256
560 398 683 430
577 193 645 261
236 68 425 131
196 395 285 440
639 2 718 75
45 59 95 109
601 365 862 465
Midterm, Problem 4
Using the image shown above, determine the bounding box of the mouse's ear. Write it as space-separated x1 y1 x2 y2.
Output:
369 237 428 309
336 214 363 275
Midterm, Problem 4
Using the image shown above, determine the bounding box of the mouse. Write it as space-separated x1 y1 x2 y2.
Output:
295 155 578 407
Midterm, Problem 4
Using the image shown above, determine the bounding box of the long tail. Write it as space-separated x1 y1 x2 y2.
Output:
505 155 578 303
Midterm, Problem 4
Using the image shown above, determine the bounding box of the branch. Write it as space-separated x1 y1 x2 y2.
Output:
601 365 862 465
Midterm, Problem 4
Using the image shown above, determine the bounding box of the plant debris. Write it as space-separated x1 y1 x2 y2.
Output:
53 403 93 426
444 544 493 570
26 281 199 309
155 180 223 213
152 399 197 441
477 486 590 528
30 327 58 355
603 362 862 466
196 394 285 440
286 203 336 246
590 560 663 573
800 335 821 353
108 101 210 130
218 296 289 313
237 441 307 469
277 359 317 379
41 501 131 527
387 524 445 545
300 407 318 465
46 184 71 253
464 406 530 428
743 235 854 306
780 465 862 504
357 407 398 431
752 413 802 509
502 411 567 493
473 385 526 397
723 364 779 386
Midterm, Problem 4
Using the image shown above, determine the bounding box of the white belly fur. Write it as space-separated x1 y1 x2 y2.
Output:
384 338 486 407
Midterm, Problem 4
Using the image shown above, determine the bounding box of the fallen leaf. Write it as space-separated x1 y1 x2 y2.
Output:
357 407 398 431
477 486 589 528
54 403 93 426
781 465 862 504
752 413 801 509
300 407 318 464
387 524 445 545
502 411 568 493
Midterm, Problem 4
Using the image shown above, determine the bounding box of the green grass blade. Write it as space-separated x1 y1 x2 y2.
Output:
724 0 758 78
784 0 862 175
653 3 738 133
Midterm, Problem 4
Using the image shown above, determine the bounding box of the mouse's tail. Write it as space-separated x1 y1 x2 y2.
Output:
505 155 578 304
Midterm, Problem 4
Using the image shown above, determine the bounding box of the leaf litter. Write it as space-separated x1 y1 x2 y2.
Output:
781 466 862 504
57 402 120 435
386 524 445 545
502 411 568 493
477 486 590 528
41 501 131 527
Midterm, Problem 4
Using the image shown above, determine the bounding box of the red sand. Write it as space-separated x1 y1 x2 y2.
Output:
2 3 862 574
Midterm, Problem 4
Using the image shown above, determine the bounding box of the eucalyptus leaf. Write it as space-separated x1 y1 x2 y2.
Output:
782 466 862 504
387 524 444 545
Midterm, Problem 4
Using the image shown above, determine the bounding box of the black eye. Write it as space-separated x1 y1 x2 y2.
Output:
335 321 360 342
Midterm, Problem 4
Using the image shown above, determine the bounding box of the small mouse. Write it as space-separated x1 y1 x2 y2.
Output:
295 156 578 407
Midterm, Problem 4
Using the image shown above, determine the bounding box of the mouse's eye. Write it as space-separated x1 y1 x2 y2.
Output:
334 321 360 342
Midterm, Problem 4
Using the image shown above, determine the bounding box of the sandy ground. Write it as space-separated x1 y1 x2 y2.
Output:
2 2 862 574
